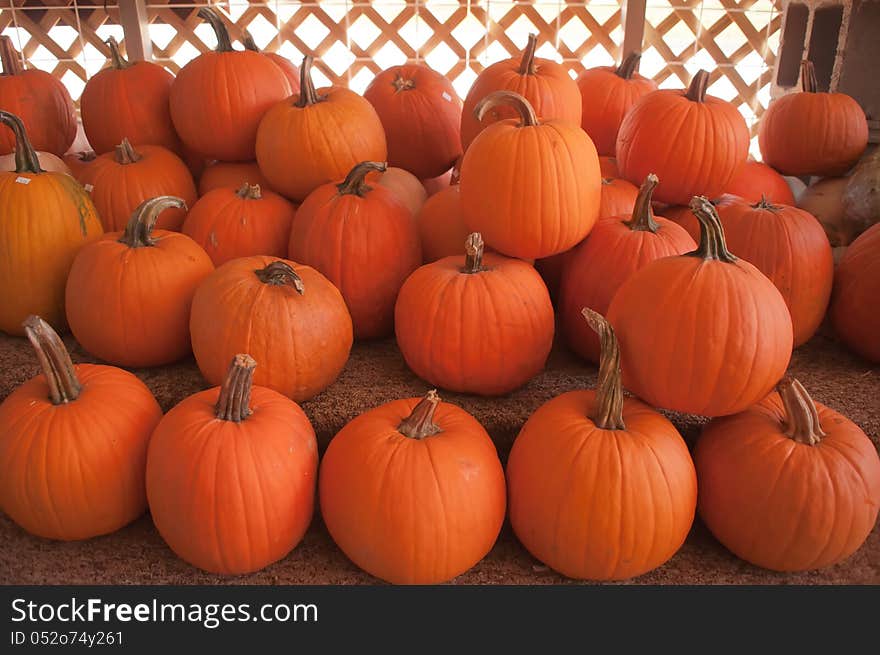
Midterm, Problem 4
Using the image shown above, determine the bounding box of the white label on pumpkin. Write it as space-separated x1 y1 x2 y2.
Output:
15 176 30 184
84 184 94 192
442 92 453 102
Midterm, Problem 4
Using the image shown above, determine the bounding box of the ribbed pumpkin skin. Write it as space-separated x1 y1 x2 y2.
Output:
0 172 103 335
0 365 161 540
189 256 353 402
319 397 506 584
394 253 554 395
507 391 697 580
599 177 639 218
364 64 462 179
717 199 833 346
265 53 300 94
724 160 795 205
830 223 880 362
695 392 880 571
372 167 427 217
0 74 76 157
198 161 272 195
560 217 695 363
183 186 295 266
77 145 197 232
147 385 317 574
416 184 467 262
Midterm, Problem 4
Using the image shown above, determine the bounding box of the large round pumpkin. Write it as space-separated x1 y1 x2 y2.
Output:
147 354 317 574
0 316 162 540
289 161 421 339
80 37 179 155
190 257 353 402
0 36 76 157
395 233 554 395
319 390 506 584
372 166 427 217
576 52 657 156
364 64 462 179
66 196 214 367
759 60 867 177
256 56 387 202
0 111 103 335
416 167 467 262
169 7 291 161
607 197 793 416
77 138 197 232
724 160 795 205
198 160 272 196
830 222 880 362
459 91 601 259
460 34 581 151
616 70 749 205
507 310 697 580
695 377 880 571
241 30 301 94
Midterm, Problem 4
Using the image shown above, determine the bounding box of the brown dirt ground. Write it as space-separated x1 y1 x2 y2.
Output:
0 324 878 585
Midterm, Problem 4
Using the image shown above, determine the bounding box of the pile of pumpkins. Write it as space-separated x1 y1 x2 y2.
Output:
0 9 878 584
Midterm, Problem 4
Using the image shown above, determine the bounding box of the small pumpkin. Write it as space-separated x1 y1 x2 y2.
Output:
183 183 296 267
695 377 880 571
64 150 97 180
198 160 272 196
289 161 421 339
0 316 162 540
147 354 317 574
372 166 427 217
395 233 554 395
841 150 880 242
796 176 851 247
724 160 795 205
507 309 697 580
460 91 601 259
0 111 103 335
190 257 353 402
759 60 868 177
416 166 467 262
319 390 506 584
607 197 793 417
77 138 197 232
598 176 640 218
364 64 462 179
241 30 301 94
66 196 214 367
830 222 880 362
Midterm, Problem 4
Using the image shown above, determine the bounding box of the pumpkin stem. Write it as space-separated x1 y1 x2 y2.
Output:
0 35 23 76
114 137 143 165
623 173 660 232
462 232 485 274
22 315 81 405
687 196 738 263
74 150 97 164
0 110 43 174
800 60 817 93
215 354 257 423
778 377 826 446
398 390 443 440
119 196 187 248
583 309 625 431
198 7 234 53
105 37 132 70
754 194 780 211
241 29 259 52
296 55 323 108
474 91 539 127
392 72 416 92
236 182 262 200
518 34 538 75
685 70 710 102
254 261 305 294
449 158 462 186
615 52 641 79
337 161 386 197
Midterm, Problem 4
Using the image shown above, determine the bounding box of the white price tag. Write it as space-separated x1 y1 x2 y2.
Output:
84 183 94 193
442 92 453 102
15 176 30 185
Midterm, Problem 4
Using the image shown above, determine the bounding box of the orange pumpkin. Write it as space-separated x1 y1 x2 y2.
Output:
599 176 640 218
256 56 387 202
64 150 97 180
289 161 421 339
716 196 833 346
241 30 301 94
663 203 702 243
319 390 506 584
599 156 619 177
416 167 467 262
560 175 696 363
421 166 453 196
183 183 296 267
0 148 70 175
607 197 793 416
576 52 657 156
0 111 103 335
724 160 795 205
198 160 272 196
0 36 76 156
830 222 880 362
66 196 214 367
190 257 353 402
364 64 462 179
0 316 162 540
759 60 868 177
169 8 291 161
77 138 197 232
395 233 554 395
616 70 749 205
460 34 581 151
80 37 179 155
372 166 427 217
695 377 880 571
147 354 317 574
507 309 697 580
460 91 601 259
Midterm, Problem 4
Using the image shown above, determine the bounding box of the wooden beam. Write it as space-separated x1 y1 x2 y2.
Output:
119 0 152 62
622 0 648 58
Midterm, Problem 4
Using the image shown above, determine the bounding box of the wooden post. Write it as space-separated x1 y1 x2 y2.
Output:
119 0 152 62
622 0 648 57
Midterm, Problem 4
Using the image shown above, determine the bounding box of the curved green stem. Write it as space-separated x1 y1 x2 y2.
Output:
22 315 81 405
0 110 42 174
119 196 187 247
